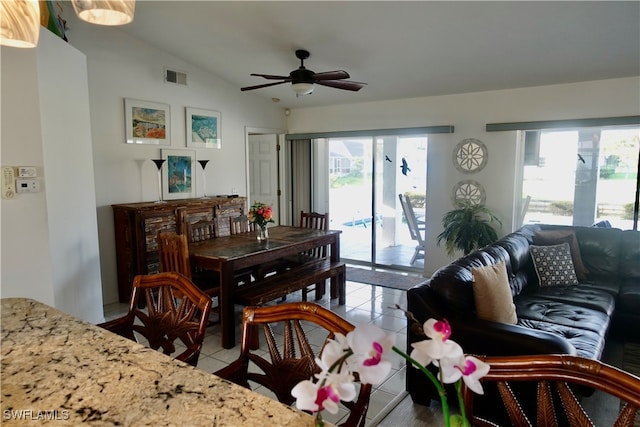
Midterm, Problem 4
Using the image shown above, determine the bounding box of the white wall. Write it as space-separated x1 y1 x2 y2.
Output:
287 77 640 276
63 16 286 304
1 35 54 308
1 29 104 322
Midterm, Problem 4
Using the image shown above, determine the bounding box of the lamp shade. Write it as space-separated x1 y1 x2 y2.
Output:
0 0 40 48
292 82 314 96
71 0 135 26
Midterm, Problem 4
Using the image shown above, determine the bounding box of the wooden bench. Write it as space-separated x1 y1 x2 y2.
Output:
234 258 346 306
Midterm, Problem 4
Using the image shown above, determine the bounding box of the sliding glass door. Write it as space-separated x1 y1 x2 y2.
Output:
327 135 428 270
328 137 373 262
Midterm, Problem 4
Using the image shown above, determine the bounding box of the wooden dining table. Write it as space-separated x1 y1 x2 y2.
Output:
188 225 342 348
0 298 320 426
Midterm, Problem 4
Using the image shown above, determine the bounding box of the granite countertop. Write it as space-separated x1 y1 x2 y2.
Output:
0 298 320 426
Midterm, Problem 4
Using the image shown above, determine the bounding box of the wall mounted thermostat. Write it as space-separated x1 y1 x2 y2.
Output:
16 178 40 193
18 166 37 177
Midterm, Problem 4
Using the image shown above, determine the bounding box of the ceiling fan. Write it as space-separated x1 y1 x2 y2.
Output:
241 49 366 96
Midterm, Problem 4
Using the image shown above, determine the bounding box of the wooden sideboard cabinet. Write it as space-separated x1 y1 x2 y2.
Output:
112 197 246 302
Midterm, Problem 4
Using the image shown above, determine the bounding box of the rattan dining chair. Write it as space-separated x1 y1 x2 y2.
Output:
214 302 371 427
98 272 212 367
461 354 640 426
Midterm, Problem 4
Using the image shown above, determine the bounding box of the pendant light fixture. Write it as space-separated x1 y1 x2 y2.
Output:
0 0 40 48
71 0 135 26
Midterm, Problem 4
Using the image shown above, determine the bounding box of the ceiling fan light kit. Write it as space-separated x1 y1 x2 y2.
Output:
292 82 314 96
241 49 366 96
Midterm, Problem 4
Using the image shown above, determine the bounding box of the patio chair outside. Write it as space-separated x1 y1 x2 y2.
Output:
399 193 426 265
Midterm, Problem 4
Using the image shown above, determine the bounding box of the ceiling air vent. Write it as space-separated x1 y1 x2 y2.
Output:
165 68 187 86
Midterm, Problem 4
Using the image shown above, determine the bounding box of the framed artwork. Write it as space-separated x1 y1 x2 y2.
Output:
186 107 221 148
162 149 195 200
124 98 171 145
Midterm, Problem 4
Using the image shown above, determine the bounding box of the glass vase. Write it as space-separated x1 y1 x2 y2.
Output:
257 225 269 241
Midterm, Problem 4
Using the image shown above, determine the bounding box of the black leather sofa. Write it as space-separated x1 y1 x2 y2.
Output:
406 224 640 405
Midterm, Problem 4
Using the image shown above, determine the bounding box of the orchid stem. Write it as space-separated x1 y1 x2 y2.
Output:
455 381 470 427
392 346 451 427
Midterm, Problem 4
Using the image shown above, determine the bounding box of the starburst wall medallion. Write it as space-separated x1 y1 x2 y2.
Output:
453 138 488 174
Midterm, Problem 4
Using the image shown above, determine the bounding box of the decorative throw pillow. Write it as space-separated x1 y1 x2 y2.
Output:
530 242 579 287
472 261 517 324
533 230 589 280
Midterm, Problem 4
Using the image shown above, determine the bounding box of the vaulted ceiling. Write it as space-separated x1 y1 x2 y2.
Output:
117 1 639 109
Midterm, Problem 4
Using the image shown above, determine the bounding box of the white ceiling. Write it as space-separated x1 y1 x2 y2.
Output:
116 1 639 109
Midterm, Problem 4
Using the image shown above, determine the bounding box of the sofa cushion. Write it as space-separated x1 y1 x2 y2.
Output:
430 245 511 315
571 226 622 277
620 230 640 280
472 261 517 324
497 231 533 272
517 319 605 359
617 280 640 314
578 278 620 298
495 231 537 295
533 230 588 280
529 285 616 316
514 296 610 335
530 243 579 287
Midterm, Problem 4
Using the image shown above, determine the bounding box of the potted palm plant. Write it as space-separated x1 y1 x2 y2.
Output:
436 202 502 257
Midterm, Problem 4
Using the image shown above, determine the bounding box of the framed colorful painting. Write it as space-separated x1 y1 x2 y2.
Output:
124 98 171 145
162 149 195 200
186 107 221 148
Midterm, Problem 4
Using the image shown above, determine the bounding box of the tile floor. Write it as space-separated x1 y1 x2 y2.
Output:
103 279 411 427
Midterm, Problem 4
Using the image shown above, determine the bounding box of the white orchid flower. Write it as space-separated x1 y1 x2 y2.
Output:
410 318 463 367
439 354 490 394
346 323 396 385
291 369 356 414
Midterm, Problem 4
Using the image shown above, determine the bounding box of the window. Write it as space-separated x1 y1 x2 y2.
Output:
521 126 639 230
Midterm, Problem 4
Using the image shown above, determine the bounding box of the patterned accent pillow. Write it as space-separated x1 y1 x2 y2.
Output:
533 230 589 280
530 242 579 287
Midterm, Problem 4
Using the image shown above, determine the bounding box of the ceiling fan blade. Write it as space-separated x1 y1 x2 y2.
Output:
241 81 289 91
313 70 350 81
250 73 291 80
315 80 367 91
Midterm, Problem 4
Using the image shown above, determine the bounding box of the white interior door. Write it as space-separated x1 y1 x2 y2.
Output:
248 132 280 224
